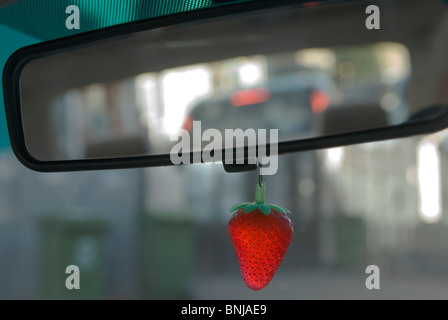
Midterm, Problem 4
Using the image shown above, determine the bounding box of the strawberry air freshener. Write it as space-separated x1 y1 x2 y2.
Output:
228 163 293 290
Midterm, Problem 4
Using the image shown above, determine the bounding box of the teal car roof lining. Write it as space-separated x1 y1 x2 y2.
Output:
0 0 356 41
2 0 447 41
0 0 215 41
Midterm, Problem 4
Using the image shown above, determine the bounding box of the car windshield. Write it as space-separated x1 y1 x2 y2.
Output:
1 0 448 299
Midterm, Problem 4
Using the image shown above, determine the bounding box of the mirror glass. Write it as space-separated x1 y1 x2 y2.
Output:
19 0 448 161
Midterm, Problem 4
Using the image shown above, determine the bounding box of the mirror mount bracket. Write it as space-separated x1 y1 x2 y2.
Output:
223 162 258 173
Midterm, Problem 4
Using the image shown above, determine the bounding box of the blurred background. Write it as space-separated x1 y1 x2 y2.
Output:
1 0 448 299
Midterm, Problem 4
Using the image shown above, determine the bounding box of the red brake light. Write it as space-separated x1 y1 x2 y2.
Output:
310 90 329 114
181 115 194 132
302 2 319 8
230 88 270 107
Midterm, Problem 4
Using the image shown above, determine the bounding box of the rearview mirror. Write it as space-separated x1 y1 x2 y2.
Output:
3 0 448 172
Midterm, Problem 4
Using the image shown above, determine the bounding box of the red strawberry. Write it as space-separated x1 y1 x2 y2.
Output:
228 182 293 290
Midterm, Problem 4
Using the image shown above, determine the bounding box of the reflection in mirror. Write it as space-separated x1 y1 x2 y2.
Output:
19 0 448 161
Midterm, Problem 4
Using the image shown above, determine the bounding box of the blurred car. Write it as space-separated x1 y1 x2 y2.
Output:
184 67 342 142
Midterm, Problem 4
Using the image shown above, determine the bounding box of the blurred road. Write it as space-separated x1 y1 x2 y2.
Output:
191 268 448 300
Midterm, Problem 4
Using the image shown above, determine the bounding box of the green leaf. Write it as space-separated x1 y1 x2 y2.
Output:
243 203 258 214
259 203 271 215
268 204 291 214
230 202 251 212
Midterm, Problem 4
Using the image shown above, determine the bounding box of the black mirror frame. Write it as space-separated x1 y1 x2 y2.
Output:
3 0 448 172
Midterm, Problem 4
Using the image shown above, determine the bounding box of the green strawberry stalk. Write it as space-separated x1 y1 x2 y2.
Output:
228 161 294 290
229 163 291 216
